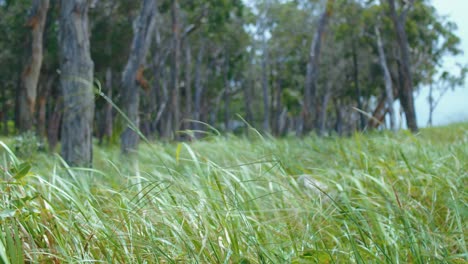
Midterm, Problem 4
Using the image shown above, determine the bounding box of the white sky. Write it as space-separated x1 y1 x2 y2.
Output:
414 0 468 126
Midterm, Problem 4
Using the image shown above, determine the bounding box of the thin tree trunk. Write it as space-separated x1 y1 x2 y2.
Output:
224 52 231 132
318 87 332 135
184 44 192 130
1 87 8 135
59 0 94 167
47 96 62 152
351 39 365 130
103 68 113 142
375 25 396 131
120 0 157 154
97 68 112 144
170 0 181 137
18 0 49 132
36 74 54 138
334 99 343 136
387 0 418 132
193 44 205 134
243 75 254 126
427 82 434 126
303 0 334 134
272 76 283 136
261 40 270 133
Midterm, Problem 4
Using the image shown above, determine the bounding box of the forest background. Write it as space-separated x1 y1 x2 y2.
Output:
0 0 466 166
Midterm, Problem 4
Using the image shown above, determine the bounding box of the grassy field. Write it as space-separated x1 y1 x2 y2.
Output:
0 123 467 263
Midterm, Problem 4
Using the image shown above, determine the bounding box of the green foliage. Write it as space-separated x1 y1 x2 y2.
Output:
0 123 467 262
12 131 44 160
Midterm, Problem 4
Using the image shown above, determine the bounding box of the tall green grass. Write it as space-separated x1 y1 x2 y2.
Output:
0 123 467 263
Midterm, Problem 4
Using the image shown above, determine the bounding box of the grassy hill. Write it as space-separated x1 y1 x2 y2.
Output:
1 123 467 263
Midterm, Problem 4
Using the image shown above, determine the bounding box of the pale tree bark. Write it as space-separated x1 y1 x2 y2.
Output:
59 0 94 167
302 0 334 134
375 25 396 131
121 0 157 154
387 0 418 132
18 0 49 132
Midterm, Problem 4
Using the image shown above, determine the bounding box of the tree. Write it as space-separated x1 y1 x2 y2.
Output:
387 0 418 132
120 0 157 154
302 0 335 134
375 24 396 131
18 0 49 132
59 0 94 167
170 0 181 137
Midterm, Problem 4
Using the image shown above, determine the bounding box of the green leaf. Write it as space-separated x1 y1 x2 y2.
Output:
12 163 31 181
0 210 16 219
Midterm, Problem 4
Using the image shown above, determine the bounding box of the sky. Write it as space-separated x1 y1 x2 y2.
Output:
414 0 468 126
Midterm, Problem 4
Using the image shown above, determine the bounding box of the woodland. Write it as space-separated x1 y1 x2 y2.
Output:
0 0 466 165
0 1 467 263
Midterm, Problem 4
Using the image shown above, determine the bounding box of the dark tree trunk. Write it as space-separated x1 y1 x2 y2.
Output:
47 96 62 152
184 44 192 131
261 41 270 133
97 68 113 144
120 0 157 154
334 99 344 136
224 52 231 132
272 74 283 136
1 87 8 135
59 0 94 167
18 0 49 132
170 0 181 137
351 39 365 130
104 68 113 141
427 83 434 127
193 44 205 134
243 76 254 126
302 0 334 134
318 87 332 136
387 0 418 132
36 74 54 138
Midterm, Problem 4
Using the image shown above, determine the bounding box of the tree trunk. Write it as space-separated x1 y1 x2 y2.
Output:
261 40 270 133
334 99 344 136
120 0 157 154
243 75 254 126
387 0 418 132
427 82 434 126
1 87 8 135
184 44 192 131
318 87 332 136
193 44 205 134
224 52 231 132
18 0 49 132
351 39 365 130
59 0 94 167
104 68 113 141
47 96 62 152
302 0 334 134
36 74 55 138
375 25 396 131
170 0 181 137
97 67 113 144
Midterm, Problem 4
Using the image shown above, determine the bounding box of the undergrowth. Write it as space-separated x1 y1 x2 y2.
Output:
0 123 467 263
